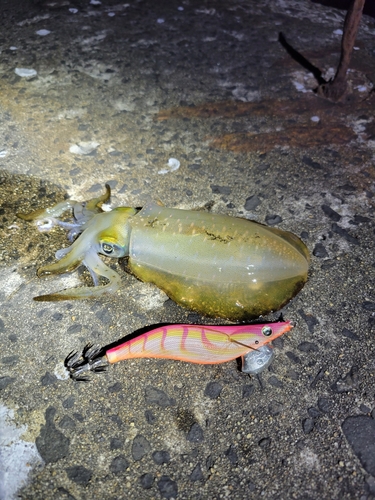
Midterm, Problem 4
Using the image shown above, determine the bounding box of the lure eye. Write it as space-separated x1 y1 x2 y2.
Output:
261 326 273 337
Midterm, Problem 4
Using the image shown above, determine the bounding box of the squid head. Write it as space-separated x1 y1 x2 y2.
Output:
35 207 138 301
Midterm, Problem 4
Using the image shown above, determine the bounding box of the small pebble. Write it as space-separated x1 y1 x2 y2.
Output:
65 465 92 486
139 472 154 489
110 455 129 475
302 418 315 434
204 381 223 399
317 397 332 413
225 445 238 465
132 435 151 461
342 416 375 476
157 475 178 499
190 463 204 481
258 437 271 448
187 423 204 443
152 450 171 465
144 386 176 407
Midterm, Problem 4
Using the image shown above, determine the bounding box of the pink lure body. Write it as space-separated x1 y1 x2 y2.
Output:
106 321 292 365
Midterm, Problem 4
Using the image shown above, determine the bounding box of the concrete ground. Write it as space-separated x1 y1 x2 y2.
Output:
0 0 375 498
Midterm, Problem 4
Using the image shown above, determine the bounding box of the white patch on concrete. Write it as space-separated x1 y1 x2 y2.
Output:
57 108 86 120
36 29 51 36
195 8 216 15
0 267 25 298
299 449 320 471
104 4 129 12
79 33 107 46
158 158 180 175
15 68 37 78
69 141 99 155
232 85 260 102
291 70 317 93
111 98 136 112
54 362 70 380
323 67 336 81
17 14 50 27
131 283 168 310
0 404 44 500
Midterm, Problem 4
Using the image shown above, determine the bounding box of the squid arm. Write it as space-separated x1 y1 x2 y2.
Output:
17 184 111 238
34 249 122 301
65 321 292 380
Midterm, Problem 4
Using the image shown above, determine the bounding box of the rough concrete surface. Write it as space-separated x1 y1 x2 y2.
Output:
0 0 375 498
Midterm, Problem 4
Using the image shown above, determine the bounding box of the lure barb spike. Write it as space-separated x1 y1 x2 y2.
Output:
65 343 109 381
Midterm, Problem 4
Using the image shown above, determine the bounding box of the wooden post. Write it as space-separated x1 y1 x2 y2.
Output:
318 0 366 101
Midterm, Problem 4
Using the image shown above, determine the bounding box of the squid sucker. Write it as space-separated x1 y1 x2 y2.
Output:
18 185 310 320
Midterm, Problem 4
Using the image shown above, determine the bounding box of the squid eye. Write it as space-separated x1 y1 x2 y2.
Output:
101 243 114 255
261 326 273 337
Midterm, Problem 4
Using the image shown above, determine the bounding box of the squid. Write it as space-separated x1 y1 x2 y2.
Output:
65 321 292 380
18 185 309 321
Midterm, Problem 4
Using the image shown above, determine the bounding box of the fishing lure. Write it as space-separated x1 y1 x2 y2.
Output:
18 185 309 320
65 321 292 380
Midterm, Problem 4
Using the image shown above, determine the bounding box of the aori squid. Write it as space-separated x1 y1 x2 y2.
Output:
18 185 309 321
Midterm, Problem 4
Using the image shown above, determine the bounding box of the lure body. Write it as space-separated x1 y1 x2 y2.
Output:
106 321 291 364
19 186 309 320
66 321 292 379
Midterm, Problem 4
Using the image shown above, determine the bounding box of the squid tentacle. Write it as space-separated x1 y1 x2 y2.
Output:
35 249 122 301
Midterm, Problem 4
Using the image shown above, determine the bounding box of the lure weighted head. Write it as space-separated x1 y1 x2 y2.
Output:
241 345 275 374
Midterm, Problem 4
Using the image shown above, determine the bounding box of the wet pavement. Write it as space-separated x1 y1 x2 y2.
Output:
1 0 375 498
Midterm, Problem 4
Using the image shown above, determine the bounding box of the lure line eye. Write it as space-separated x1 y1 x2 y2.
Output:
262 326 273 337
